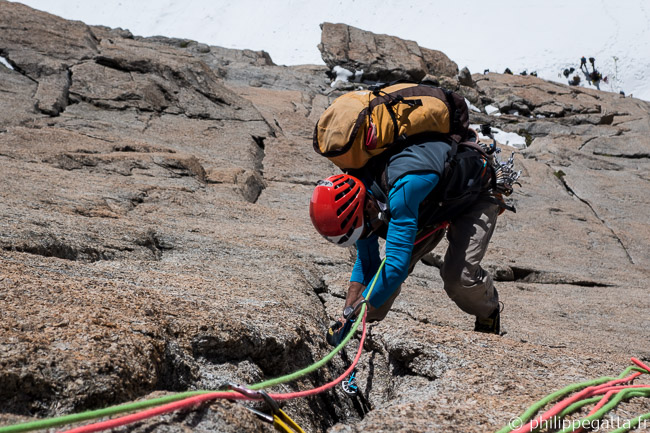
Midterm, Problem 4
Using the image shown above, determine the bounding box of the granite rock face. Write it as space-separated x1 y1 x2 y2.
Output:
318 22 459 83
1 3 649 432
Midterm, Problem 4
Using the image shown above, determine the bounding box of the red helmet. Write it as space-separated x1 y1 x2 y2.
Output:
310 174 366 247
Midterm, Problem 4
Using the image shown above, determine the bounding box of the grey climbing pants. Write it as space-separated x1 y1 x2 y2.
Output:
367 195 500 321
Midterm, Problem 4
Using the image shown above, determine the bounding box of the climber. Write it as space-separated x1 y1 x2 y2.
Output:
310 136 509 342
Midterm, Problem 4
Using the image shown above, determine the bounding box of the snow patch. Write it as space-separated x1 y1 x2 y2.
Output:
485 105 500 115
471 124 527 149
331 65 363 87
0 56 14 70
492 129 527 149
465 98 481 113
16 0 650 101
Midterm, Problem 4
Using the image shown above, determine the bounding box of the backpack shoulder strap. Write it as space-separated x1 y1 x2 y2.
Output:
351 165 392 220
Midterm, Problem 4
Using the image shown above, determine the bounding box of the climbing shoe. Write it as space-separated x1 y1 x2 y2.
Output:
474 308 501 335
326 319 354 347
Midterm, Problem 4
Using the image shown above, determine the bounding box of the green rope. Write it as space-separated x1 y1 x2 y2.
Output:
0 260 387 433
521 397 603 433
557 395 602 417
247 259 386 390
495 366 649 433
530 391 650 433
611 409 650 433
495 377 614 433
249 304 365 391
547 391 649 433
555 388 650 433
251 258 384 390
0 392 208 433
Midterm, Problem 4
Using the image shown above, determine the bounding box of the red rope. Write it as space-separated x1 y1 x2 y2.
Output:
413 222 448 246
270 311 367 400
63 313 368 433
632 357 650 372
510 372 645 433
574 383 650 433
62 392 241 433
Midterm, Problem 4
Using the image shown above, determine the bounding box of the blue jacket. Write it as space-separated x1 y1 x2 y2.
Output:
351 172 440 307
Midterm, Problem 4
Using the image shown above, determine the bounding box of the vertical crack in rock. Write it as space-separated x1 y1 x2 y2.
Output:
235 169 265 204
554 168 635 264
292 265 378 423
273 119 284 134
251 135 266 151
232 135 267 204
299 266 328 297
250 134 266 173
141 112 155 134
302 92 316 119
155 341 199 391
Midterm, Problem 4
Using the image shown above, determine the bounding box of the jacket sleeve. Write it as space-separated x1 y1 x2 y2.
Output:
350 234 381 286
361 172 439 307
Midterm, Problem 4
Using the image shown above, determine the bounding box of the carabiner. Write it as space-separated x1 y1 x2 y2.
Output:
259 391 305 433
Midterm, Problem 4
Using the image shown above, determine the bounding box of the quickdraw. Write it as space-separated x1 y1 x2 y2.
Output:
341 370 359 396
238 388 305 433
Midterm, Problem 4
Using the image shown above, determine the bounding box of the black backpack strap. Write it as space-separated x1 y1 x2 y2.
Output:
368 85 423 143
369 79 416 93
370 83 424 108
355 165 392 220
369 179 391 219
447 139 459 162
443 88 462 135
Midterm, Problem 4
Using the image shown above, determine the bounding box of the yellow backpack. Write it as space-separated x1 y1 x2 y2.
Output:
313 83 470 170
